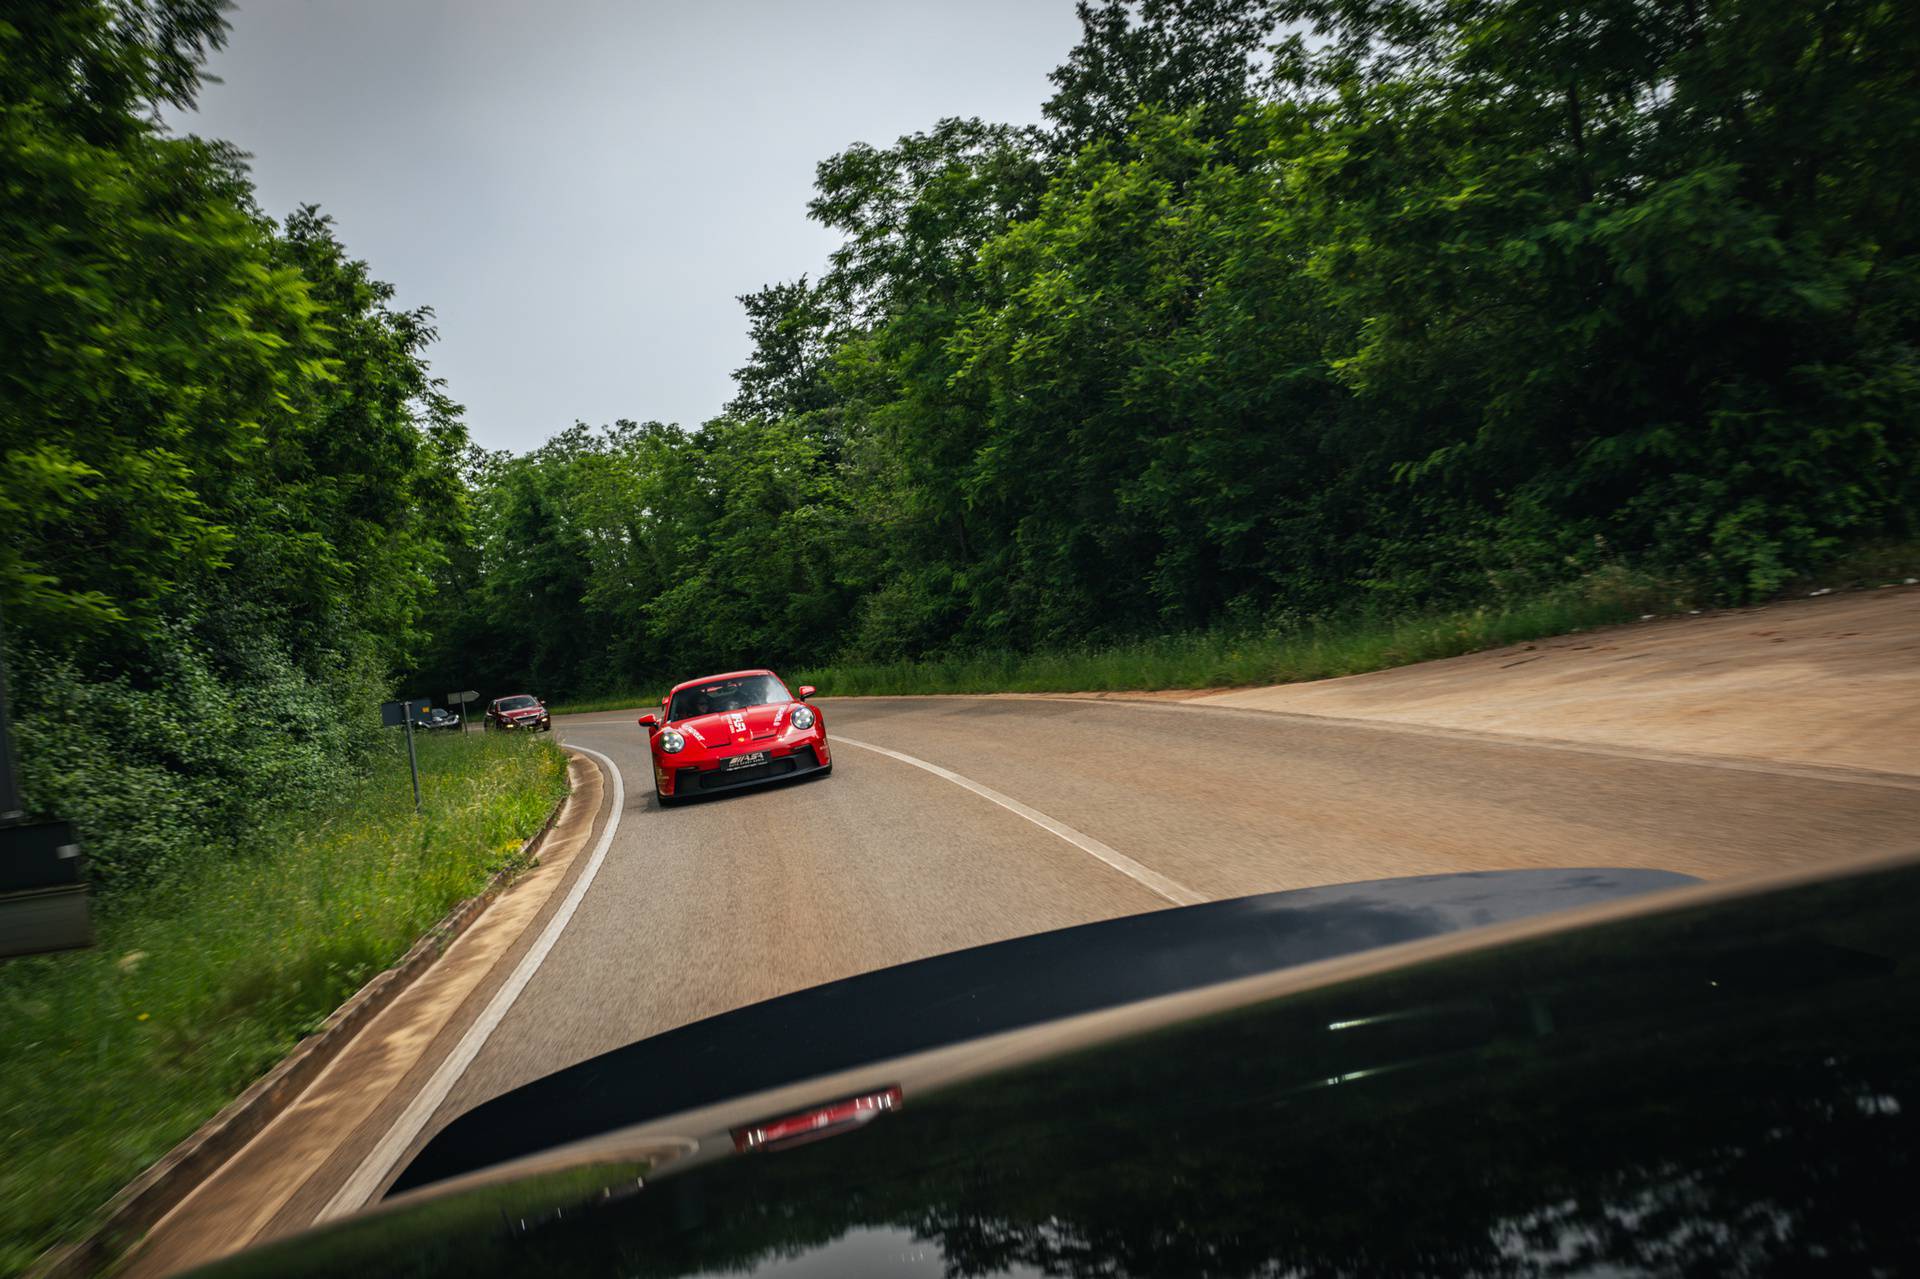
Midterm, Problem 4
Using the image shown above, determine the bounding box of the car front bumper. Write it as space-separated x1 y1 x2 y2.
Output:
660 743 829 797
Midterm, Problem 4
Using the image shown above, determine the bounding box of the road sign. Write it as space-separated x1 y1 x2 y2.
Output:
0 600 92 956
380 700 433 727
0 820 91 957
0 819 81 891
446 691 479 733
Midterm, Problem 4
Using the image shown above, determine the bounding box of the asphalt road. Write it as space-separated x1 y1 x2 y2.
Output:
423 694 1920 1135
126 691 1920 1276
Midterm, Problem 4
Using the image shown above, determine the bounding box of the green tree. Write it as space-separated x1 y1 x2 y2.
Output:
1044 0 1285 152
2 0 471 888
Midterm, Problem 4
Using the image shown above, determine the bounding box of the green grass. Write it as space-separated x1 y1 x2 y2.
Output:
547 570 1689 710
788 586 1672 697
550 546 1920 709
0 731 569 1276
798 550 1917 697
549 690 667 716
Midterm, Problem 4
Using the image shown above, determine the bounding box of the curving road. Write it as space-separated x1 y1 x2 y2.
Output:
128 693 1920 1275
439 694 1920 1118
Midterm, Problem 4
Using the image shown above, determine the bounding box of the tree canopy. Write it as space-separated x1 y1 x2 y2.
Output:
421 0 1919 699
6 0 1917 887
3 0 469 888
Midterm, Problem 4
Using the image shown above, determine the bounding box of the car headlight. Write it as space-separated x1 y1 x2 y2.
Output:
790 705 816 730
659 728 686 754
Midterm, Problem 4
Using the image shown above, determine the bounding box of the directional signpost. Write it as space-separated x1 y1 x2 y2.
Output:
446 690 479 734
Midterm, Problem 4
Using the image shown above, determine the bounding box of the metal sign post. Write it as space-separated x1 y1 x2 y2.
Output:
380 698 426 812
403 700 421 812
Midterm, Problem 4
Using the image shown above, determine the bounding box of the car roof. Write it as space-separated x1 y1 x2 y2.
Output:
493 693 535 702
666 669 778 695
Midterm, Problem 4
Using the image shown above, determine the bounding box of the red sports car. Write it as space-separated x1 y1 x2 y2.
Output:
485 693 551 732
639 669 830 806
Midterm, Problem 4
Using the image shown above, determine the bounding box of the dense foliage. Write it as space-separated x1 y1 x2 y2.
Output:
2 0 468 889
7 0 1918 880
421 0 1920 699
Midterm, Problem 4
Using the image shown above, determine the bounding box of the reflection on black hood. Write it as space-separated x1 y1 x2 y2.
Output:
395 868 1695 1195
195 860 1920 1278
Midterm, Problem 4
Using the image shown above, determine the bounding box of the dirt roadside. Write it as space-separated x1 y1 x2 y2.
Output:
115 750 611 1279
1190 587 1920 776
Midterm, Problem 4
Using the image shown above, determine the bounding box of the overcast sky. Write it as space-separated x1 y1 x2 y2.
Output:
172 0 1084 453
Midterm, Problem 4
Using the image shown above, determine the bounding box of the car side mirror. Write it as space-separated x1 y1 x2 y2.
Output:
797 686 816 700
538 699 547 707
637 713 658 729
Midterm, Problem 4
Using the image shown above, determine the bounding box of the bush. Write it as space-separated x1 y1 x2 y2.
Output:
9 633 382 893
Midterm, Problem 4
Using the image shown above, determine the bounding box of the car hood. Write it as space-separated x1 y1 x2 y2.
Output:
390 866 1692 1195
674 704 789 745
188 855 1920 1279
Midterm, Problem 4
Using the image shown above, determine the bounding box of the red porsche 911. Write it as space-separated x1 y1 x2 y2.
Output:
639 669 831 806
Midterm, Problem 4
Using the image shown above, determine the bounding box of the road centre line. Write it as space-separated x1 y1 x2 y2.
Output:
834 735 1206 907
317 743 626 1221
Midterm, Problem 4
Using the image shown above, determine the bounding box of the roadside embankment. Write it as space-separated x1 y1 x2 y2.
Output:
1194 587 1920 777
0 732 568 1277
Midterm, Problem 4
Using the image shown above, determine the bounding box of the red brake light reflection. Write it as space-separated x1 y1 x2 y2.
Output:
731 1086 903 1153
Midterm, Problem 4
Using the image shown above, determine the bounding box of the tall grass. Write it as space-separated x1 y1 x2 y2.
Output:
546 572 1687 711
549 690 669 716
549 546 1920 709
788 586 1675 697
0 731 568 1276
793 550 1916 696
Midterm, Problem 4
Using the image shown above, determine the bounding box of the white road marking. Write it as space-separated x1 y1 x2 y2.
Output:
834 735 1206 907
317 743 626 1220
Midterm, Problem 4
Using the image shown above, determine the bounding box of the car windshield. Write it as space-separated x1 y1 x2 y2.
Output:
496 696 537 711
669 675 787 721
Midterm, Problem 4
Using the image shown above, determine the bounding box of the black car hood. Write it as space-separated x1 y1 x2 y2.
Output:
192 855 1920 1279
393 866 1693 1195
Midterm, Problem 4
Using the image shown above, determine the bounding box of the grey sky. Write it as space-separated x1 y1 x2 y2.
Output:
173 1 1084 453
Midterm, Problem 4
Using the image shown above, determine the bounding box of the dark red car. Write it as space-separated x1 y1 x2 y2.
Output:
638 669 830 806
483 693 550 732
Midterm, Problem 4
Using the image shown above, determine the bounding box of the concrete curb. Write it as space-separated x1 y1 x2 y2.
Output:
28 752 586 1279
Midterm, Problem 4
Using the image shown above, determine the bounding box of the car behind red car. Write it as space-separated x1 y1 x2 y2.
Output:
484 693 550 732
639 669 829 806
